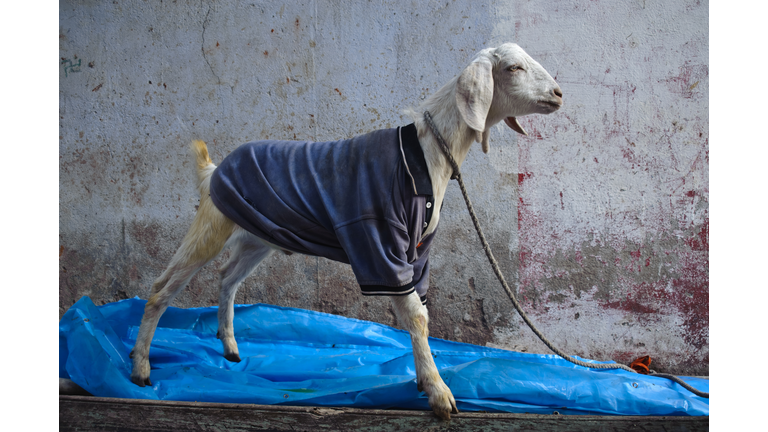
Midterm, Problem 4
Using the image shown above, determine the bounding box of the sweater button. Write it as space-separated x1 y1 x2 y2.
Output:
426 202 432 209
423 222 428 228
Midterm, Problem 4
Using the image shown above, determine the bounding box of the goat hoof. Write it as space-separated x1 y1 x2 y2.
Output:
130 352 152 387
431 399 459 421
130 375 151 387
224 353 242 363
428 382 458 421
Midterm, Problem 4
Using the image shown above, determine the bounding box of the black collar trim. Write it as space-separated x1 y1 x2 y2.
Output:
400 123 433 196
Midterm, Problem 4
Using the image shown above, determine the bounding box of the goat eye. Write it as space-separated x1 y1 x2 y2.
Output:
508 65 522 72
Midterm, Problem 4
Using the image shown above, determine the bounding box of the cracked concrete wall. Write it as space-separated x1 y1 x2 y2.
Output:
59 0 708 375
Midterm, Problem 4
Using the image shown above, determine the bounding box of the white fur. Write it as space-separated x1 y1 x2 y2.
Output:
128 43 561 420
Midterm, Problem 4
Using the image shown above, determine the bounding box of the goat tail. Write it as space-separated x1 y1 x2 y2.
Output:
190 140 217 195
191 139 213 170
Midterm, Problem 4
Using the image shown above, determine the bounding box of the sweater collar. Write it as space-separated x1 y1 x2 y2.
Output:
400 123 433 196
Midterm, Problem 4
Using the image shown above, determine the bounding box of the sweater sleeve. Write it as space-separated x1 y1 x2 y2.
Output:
335 217 418 296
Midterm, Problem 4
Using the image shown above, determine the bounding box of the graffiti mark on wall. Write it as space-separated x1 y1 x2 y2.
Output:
61 57 81 77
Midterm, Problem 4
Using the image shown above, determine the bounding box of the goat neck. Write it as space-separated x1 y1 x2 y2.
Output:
406 78 478 234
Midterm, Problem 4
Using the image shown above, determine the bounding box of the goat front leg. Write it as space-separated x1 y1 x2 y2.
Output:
392 292 458 420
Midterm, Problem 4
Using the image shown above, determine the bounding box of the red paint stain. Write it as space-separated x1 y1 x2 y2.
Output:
621 147 637 165
518 172 532 185
517 173 533 232
602 280 661 315
601 222 709 349
686 218 708 251
517 169 545 300
519 249 531 266
671 252 709 349
602 299 657 314
665 63 708 99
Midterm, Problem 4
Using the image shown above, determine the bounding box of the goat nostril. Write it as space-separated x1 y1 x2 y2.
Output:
553 88 563 98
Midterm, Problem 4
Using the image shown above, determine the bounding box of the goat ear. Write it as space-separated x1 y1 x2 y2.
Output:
504 117 528 136
456 59 493 137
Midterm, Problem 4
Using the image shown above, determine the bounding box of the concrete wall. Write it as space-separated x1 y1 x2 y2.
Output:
59 0 708 375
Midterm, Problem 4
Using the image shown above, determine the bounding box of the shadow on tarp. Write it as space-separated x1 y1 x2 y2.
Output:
59 296 708 416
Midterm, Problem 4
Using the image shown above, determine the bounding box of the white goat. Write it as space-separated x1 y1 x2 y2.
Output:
129 43 562 420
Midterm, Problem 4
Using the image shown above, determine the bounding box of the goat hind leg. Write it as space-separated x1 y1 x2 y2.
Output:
391 292 458 420
130 264 205 386
129 198 235 386
217 232 275 362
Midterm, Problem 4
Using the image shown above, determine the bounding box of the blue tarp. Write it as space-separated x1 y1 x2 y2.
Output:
59 296 708 416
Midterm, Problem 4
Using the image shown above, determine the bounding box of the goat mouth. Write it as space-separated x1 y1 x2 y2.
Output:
537 99 562 113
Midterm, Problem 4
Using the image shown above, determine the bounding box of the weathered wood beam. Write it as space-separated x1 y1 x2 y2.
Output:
60 395 709 432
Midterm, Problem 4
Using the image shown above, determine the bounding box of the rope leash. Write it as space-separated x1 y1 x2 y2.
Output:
423 111 708 399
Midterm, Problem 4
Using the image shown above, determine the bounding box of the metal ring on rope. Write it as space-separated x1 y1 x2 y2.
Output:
422 111 708 399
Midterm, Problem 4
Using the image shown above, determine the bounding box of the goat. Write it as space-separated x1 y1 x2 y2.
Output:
128 43 562 420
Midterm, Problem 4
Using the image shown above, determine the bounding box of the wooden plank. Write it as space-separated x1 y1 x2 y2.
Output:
59 395 708 432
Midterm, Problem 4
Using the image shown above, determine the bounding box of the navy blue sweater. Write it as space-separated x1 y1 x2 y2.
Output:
209 124 436 303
